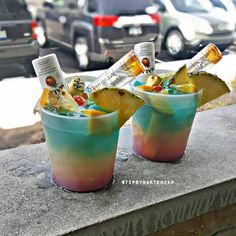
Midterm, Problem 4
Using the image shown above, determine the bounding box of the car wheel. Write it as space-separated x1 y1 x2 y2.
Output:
165 30 185 59
74 37 95 71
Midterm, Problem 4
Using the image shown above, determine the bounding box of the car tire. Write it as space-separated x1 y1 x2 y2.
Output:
165 30 186 59
74 37 95 71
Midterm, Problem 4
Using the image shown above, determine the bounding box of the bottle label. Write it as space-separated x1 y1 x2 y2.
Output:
32 54 68 94
187 44 222 73
86 50 144 93
134 42 155 74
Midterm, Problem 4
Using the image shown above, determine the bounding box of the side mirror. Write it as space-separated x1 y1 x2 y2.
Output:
43 1 54 9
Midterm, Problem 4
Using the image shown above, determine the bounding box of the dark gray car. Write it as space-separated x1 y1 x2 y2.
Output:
0 0 40 77
37 0 161 70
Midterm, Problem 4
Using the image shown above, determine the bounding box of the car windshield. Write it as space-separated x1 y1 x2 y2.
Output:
97 0 153 15
209 0 227 10
232 0 236 7
0 0 30 20
170 0 211 13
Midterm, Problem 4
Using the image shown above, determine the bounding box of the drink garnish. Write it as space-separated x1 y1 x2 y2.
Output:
90 88 145 128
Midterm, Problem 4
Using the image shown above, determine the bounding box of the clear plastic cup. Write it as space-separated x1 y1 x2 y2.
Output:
132 84 202 162
41 109 119 192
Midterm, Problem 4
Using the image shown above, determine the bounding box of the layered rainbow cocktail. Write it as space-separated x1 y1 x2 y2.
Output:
132 84 202 162
41 109 119 192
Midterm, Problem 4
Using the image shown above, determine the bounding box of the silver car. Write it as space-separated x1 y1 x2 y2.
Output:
154 0 235 58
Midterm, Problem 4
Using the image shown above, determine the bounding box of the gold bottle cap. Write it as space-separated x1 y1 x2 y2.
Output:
206 44 222 64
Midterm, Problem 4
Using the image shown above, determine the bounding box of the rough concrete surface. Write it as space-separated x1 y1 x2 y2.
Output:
0 105 236 236
150 202 236 236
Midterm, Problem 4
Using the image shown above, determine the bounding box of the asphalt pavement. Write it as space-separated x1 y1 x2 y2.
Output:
0 43 176 80
39 43 177 73
1 42 236 80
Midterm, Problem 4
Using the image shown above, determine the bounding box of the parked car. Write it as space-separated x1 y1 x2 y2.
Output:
0 0 40 77
36 0 161 70
153 0 235 59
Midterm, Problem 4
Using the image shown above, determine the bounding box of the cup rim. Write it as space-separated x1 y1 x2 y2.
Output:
132 81 203 98
64 74 97 84
42 108 118 120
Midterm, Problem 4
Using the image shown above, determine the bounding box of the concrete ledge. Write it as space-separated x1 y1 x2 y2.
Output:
0 105 236 236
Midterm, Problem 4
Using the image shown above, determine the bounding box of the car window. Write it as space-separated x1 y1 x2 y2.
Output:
96 0 153 15
231 0 236 7
0 0 30 20
88 0 97 13
52 0 64 7
209 0 227 10
153 0 166 9
154 0 163 5
65 0 79 9
170 0 211 13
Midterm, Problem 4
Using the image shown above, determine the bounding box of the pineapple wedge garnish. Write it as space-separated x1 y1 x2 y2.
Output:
90 88 145 128
172 65 230 106
189 72 230 106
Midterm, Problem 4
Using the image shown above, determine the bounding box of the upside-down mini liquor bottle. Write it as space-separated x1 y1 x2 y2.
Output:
186 43 222 73
86 50 144 93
